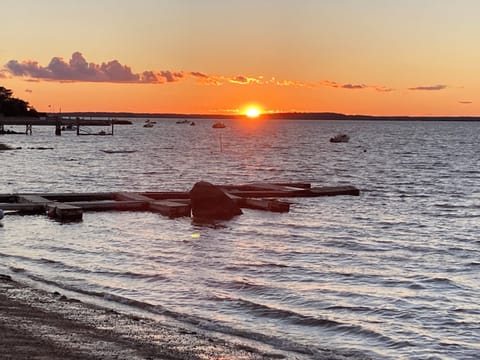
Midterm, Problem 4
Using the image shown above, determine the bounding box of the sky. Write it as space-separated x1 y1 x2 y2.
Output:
1 0 480 116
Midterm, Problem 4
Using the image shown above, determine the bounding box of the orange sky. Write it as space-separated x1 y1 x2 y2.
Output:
1 0 480 116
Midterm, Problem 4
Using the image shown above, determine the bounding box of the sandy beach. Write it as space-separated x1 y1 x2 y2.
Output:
0 274 365 360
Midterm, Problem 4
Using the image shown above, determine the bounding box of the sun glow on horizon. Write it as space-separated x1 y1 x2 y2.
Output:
245 107 261 118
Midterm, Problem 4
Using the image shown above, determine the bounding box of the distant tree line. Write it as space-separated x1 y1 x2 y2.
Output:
0 86 39 117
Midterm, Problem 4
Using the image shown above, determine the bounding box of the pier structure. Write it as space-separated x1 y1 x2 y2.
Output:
0 183 360 222
0 116 131 136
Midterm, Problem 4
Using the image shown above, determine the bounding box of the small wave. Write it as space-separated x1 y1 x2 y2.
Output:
325 305 373 313
9 266 26 273
232 297 341 327
15 274 336 358
24 256 167 282
224 261 289 271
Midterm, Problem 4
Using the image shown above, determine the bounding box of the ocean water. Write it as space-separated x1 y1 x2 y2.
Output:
0 119 479 359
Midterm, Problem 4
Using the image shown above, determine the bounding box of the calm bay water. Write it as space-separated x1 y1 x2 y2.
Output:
1 119 479 359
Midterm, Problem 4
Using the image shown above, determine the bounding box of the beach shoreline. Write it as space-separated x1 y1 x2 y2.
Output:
0 274 367 360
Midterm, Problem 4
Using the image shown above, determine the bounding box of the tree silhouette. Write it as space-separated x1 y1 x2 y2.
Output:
0 86 39 117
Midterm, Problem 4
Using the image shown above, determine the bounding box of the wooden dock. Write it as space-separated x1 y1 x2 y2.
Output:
0 183 360 222
0 116 131 136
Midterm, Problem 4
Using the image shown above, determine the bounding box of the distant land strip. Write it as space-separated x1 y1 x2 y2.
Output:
60 112 480 121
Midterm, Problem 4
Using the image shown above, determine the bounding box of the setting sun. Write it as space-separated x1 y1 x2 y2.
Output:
245 107 261 118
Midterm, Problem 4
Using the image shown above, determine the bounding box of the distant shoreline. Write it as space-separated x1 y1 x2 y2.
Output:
59 111 480 121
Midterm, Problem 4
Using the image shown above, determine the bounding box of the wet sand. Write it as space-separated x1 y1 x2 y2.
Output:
0 274 367 360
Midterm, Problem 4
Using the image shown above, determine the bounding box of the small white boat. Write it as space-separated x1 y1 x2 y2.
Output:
330 134 349 143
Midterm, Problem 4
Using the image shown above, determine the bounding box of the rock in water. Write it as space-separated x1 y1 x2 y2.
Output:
190 181 242 221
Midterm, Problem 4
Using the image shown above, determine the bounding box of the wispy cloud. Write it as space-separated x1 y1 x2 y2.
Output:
408 84 447 91
228 75 262 85
319 80 393 92
25 89 33 93
459 100 472 104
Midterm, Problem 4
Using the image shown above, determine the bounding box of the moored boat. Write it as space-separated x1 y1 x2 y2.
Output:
330 134 349 143
212 121 226 128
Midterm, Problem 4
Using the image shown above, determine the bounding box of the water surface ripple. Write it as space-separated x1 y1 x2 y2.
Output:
1 119 479 359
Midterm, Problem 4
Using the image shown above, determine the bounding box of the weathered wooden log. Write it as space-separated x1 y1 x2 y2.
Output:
40 193 114 202
227 193 290 213
0 203 46 214
114 192 152 204
310 186 360 196
243 198 290 212
64 200 146 212
139 192 191 200
149 200 191 218
17 195 52 205
47 203 83 222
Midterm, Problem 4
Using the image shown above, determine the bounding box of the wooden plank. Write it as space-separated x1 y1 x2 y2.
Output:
243 198 290 212
114 192 153 202
65 200 147 212
0 203 46 213
0 195 15 203
140 192 191 200
47 203 83 222
17 195 52 205
310 186 360 196
220 182 311 191
149 200 191 218
40 193 114 202
226 185 359 198
226 193 290 212
248 183 304 191
225 189 308 198
272 182 311 189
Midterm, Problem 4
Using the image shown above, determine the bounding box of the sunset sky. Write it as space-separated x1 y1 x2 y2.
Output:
1 0 479 116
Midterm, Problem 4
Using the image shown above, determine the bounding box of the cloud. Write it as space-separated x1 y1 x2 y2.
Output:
408 84 447 91
4 52 185 84
229 75 262 85
374 86 394 92
320 80 393 92
459 100 472 104
3 52 395 94
25 89 33 93
320 80 340 88
189 71 223 85
341 83 367 90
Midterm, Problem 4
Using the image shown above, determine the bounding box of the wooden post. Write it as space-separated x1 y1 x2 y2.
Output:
76 118 80 136
111 120 114 135
55 119 62 136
